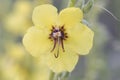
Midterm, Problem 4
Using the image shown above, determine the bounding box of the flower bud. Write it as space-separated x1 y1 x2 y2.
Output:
82 0 94 13
68 0 77 7
75 0 85 8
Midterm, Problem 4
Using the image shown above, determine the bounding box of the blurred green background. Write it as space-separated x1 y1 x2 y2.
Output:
0 0 120 80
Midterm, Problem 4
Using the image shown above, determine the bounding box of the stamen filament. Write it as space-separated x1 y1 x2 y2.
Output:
54 37 60 58
61 38 65 52
51 39 57 52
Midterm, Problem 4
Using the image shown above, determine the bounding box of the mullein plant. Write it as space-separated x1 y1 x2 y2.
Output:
23 0 95 80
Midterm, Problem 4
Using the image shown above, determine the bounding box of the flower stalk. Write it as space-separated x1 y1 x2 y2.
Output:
61 72 70 80
49 71 70 80
49 71 55 80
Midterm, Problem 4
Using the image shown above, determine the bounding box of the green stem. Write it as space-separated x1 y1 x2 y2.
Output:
61 72 70 80
49 71 55 80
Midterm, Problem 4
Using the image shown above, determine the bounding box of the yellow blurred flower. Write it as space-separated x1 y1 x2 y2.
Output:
5 43 26 60
0 56 28 80
13 1 32 16
23 4 94 73
31 60 50 80
4 1 32 35
5 14 31 35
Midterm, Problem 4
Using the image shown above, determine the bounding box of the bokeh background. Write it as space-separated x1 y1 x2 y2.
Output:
0 0 120 80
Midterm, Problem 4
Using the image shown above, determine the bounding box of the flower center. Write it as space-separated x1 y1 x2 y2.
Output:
49 25 68 58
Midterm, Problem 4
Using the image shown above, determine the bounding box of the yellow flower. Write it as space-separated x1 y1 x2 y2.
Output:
31 60 50 80
13 1 32 16
1 57 27 80
5 43 26 60
23 4 94 73
4 1 32 35
5 13 32 35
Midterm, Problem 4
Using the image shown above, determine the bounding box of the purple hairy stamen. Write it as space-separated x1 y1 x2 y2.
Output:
49 26 68 58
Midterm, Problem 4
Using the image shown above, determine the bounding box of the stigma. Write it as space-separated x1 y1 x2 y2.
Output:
49 26 68 58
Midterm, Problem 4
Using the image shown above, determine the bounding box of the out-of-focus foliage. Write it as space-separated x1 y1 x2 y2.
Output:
0 0 52 80
0 0 120 80
4 1 33 35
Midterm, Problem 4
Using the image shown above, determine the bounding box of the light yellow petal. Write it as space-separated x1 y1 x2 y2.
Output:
45 47 79 73
32 4 58 28
65 23 94 55
59 7 83 27
23 27 52 57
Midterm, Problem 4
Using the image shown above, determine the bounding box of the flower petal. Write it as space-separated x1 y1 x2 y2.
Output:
32 4 58 28
65 23 94 55
23 27 52 57
45 47 79 73
59 7 83 27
